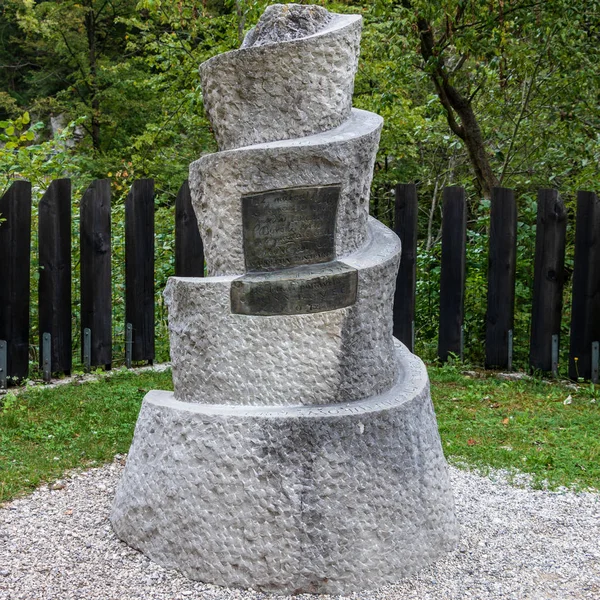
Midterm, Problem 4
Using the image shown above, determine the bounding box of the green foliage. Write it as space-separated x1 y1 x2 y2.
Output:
0 111 33 149
363 0 600 195
0 113 83 195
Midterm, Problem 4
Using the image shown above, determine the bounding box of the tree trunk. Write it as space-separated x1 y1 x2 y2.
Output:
236 1 246 45
416 17 498 198
85 5 100 151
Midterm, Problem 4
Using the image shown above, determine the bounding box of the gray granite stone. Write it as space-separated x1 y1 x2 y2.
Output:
110 343 459 595
241 4 332 48
165 218 400 406
200 11 361 150
190 109 382 276
112 4 458 592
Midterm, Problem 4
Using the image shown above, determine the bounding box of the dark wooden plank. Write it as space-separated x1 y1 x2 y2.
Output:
125 179 155 362
0 181 32 382
393 183 418 351
80 179 112 368
529 189 567 372
175 180 204 277
438 186 467 362
485 187 517 369
38 179 72 375
569 191 600 380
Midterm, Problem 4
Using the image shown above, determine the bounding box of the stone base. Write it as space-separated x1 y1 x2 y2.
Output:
110 342 458 594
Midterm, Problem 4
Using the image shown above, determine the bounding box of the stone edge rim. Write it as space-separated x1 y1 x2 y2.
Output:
142 340 427 418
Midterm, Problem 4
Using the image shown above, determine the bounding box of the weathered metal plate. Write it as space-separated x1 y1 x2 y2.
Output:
0 340 7 389
242 185 340 272
231 261 357 316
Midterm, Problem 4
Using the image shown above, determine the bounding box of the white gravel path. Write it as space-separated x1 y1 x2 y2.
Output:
1 459 598 600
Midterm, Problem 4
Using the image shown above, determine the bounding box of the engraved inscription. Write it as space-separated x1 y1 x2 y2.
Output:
231 261 357 316
242 185 340 272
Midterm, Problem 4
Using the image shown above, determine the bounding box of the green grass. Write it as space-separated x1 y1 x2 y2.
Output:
0 369 173 503
0 364 598 504
429 363 600 490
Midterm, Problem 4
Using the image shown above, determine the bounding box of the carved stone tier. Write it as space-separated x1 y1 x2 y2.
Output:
190 109 382 276
111 342 459 595
200 11 361 150
165 218 400 406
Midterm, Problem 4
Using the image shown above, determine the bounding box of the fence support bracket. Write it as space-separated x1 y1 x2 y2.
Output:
592 341 599 384
125 323 133 369
507 329 513 372
551 334 559 377
83 328 91 371
0 340 7 390
42 333 51 382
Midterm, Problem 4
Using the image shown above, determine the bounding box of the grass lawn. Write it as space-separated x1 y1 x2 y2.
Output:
0 364 598 504
0 369 173 504
429 364 599 490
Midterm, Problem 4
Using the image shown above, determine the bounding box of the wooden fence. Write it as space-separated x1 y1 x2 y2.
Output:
0 178 203 387
393 184 600 382
0 179 598 387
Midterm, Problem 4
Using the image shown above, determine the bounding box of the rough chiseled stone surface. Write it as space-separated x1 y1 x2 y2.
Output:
190 109 382 276
165 218 400 406
241 4 332 48
110 344 459 595
339 218 402 402
113 5 458 592
200 12 361 150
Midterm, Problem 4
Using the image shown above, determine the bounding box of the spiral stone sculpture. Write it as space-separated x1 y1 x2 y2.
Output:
111 4 459 594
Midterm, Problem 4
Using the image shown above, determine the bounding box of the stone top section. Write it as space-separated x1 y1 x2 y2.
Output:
241 4 333 48
200 9 361 151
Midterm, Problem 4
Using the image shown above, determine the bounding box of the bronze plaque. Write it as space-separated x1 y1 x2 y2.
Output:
242 185 340 272
231 261 357 316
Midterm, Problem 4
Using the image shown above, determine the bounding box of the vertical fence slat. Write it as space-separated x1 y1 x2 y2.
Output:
569 191 600 380
125 179 155 363
81 179 112 368
485 187 517 369
39 179 72 375
529 189 567 372
438 186 467 362
0 181 32 382
175 179 204 277
393 183 418 351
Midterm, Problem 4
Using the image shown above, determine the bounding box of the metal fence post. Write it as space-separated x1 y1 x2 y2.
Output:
125 323 133 368
0 340 7 389
42 333 52 382
83 328 91 371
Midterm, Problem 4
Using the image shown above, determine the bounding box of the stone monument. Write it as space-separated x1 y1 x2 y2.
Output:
111 4 459 594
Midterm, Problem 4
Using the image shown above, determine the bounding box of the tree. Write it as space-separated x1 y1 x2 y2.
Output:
368 0 600 197
7 0 139 151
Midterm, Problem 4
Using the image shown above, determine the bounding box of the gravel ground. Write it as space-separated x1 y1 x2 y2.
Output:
1 459 598 600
